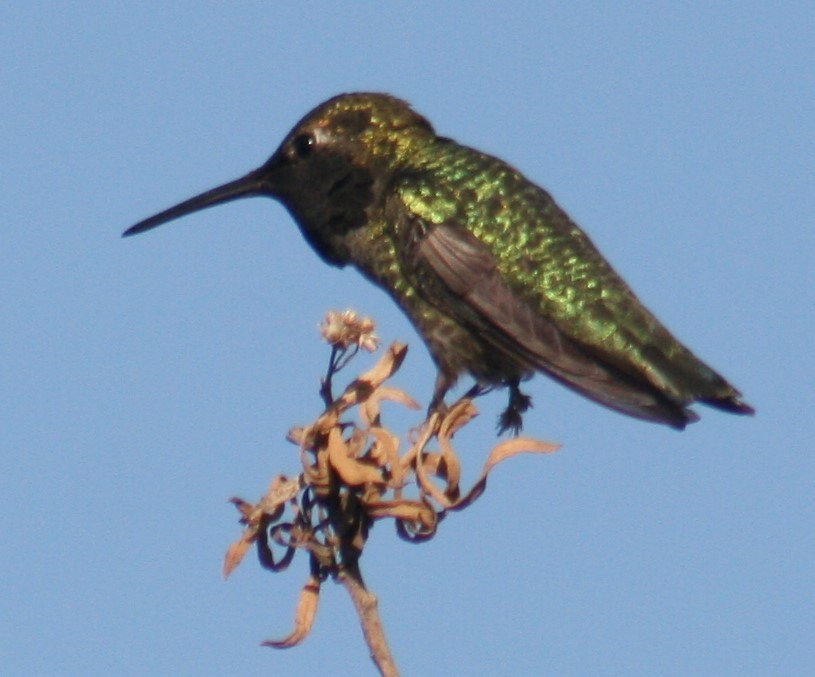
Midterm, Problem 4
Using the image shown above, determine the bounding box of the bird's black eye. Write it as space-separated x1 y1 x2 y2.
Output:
292 133 315 158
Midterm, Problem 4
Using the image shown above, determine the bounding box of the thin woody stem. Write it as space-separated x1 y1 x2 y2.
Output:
322 342 399 675
337 564 399 677
320 345 341 407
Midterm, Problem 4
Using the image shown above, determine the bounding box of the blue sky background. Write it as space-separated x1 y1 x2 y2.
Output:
2 3 813 675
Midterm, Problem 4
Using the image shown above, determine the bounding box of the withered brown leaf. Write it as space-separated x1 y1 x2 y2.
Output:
261 576 321 649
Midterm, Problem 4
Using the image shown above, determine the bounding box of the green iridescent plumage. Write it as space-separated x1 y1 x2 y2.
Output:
125 92 753 432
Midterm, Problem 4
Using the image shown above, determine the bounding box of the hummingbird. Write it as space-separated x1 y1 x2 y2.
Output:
124 92 753 433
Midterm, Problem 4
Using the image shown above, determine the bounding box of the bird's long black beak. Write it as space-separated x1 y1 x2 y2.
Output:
123 165 272 237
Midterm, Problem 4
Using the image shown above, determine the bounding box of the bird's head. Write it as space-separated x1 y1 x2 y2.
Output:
124 93 435 265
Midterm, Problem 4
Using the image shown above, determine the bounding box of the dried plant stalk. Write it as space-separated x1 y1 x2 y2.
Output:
225 311 560 675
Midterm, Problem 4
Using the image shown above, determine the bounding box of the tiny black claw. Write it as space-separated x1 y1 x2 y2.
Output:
497 379 533 436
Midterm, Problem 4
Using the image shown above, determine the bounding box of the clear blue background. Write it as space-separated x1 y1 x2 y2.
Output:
2 3 812 675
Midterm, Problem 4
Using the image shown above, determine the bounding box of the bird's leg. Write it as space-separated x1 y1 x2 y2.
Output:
497 377 533 436
463 382 492 399
431 375 492 415
428 370 456 418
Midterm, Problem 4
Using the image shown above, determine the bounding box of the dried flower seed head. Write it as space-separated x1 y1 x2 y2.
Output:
320 310 379 352
226 313 558 668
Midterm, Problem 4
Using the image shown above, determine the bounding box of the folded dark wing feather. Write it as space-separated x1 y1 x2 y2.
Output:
416 223 695 427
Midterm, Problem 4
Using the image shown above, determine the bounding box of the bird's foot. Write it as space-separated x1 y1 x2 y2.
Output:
497 379 533 436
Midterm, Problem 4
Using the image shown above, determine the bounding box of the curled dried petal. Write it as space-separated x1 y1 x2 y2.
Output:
262 576 321 649
223 475 302 578
484 437 561 469
259 523 297 572
450 437 561 512
223 532 254 579
300 435 330 490
415 448 457 509
395 504 441 542
363 498 437 528
401 413 439 471
228 496 255 522
437 435 462 502
259 475 302 517
334 342 408 412
327 427 386 486
361 386 421 427
439 398 479 437
367 426 404 487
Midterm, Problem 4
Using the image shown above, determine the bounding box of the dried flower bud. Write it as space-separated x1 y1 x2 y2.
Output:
320 310 379 352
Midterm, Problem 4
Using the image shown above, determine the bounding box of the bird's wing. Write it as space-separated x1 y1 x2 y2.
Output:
415 222 597 377
413 221 696 426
